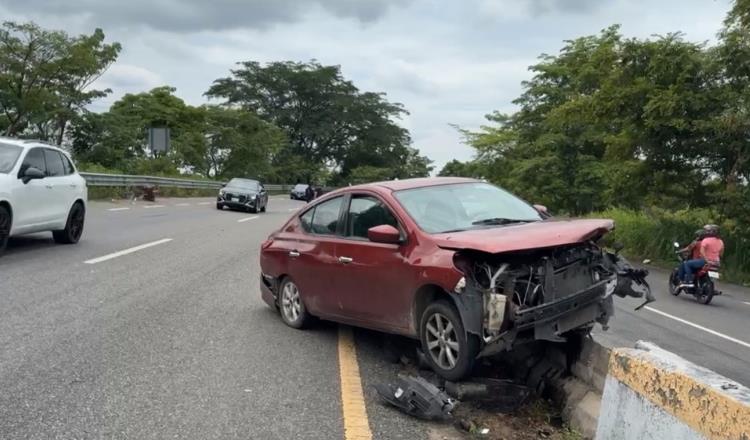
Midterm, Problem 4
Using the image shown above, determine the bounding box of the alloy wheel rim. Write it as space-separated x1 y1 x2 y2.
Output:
281 282 301 322
425 313 459 370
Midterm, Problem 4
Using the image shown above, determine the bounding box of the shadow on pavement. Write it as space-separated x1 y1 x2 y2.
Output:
5 234 56 256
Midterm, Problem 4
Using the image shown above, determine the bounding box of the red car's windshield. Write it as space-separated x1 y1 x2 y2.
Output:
393 182 542 233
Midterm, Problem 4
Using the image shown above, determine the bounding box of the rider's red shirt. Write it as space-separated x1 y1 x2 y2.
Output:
700 237 724 263
689 240 703 260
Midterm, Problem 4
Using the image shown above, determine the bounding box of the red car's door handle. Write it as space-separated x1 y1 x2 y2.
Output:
338 256 353 264
289 250 300 258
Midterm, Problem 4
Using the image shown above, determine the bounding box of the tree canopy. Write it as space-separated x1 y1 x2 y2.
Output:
206 60 432 183
444 8 750 224
0 21 120 144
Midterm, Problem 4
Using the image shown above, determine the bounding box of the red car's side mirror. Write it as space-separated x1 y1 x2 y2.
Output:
367 224 401 244
533 204 551 218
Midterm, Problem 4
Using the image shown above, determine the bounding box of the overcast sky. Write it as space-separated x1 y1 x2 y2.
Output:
0 0 732 171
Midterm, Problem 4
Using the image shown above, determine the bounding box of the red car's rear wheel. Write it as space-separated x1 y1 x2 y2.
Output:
278 278 312 329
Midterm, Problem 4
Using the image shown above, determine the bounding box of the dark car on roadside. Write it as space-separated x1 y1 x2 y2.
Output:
290 184 309 200
217 178 268 213
259 177 651 380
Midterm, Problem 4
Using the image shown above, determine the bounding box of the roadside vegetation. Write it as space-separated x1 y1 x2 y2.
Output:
442 1 750 284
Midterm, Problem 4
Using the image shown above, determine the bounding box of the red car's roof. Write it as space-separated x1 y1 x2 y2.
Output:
353 177 480 192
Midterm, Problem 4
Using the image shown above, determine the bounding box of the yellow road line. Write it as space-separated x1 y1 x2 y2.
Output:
337 326 373 440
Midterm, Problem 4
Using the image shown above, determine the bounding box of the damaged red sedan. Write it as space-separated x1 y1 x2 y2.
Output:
260 178 651 380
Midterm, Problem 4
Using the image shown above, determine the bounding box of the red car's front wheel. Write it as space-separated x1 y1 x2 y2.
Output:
419 300 478 381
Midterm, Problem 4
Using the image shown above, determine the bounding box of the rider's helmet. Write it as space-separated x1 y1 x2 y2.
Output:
694 229 706 239
703 224 720 237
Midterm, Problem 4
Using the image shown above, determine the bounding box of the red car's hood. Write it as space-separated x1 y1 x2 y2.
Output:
432 219 614 254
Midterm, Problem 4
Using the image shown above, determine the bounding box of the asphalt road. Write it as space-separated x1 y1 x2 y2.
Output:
1 196 748 439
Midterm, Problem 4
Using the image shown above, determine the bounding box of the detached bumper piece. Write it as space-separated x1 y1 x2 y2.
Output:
374 375 455 421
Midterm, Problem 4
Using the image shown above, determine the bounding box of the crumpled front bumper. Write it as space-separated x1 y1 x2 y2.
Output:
478 277 616 357
466 252 653 358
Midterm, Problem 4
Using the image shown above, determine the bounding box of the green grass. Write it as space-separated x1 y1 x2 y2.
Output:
590 207 750 285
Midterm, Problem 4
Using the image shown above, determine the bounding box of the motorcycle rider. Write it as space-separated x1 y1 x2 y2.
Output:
678 224 724 288
679 229 706 260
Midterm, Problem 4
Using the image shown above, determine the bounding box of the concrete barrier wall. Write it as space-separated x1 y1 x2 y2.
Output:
596 341 750 440
552 336 612 439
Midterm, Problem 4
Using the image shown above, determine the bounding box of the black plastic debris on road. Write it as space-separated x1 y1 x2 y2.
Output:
445 378 531 413
374 375 455 421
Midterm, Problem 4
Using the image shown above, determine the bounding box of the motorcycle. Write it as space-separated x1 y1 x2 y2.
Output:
668 242 721 305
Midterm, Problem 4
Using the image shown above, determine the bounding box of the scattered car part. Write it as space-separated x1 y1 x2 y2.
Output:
374 375 455 420
445 378 530 412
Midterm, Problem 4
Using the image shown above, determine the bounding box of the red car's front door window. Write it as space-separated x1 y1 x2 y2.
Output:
333 194 413 332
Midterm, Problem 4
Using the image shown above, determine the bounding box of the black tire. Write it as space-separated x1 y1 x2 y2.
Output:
260 201 267 213
419 300 478 381
278 277 312 329
216 203 223 210
697 279 714 305
669 269 680 296
0 204 10 255
53 202 85 244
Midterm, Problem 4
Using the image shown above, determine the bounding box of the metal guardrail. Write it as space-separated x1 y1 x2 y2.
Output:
80 173 225 189
80 172 295 192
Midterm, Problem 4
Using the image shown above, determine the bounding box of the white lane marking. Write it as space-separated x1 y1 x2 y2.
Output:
743 302 750 306
107 207 130 212
143 205 165 209
198 202 211 205
175 203 190 206
644 306 750 349
237 216 259 223
84 238 173 264
288 208 299 211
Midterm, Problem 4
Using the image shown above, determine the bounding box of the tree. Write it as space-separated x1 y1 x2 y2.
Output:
438 159 480 178
206 60 428 183
203 106 286 180
459 26 722 214
0 21 120 143
70 87 285 179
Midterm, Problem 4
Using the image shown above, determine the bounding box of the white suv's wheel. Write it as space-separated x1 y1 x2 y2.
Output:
53 202 85 244
0 205 10 254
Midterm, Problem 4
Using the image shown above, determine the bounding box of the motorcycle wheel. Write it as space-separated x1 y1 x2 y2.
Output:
668 269 680 296
696 279 714 305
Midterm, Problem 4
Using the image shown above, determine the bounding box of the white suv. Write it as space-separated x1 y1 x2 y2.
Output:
0 138 87 254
